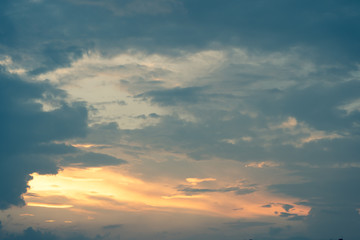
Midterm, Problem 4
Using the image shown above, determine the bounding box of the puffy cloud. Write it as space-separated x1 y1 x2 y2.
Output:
2 0 360 239
0 69 88 209
2 0 359 75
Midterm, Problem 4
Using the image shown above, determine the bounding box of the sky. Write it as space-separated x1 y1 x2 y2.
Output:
1 0 360 239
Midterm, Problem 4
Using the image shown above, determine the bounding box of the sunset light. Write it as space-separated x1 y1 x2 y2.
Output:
1 1 360 239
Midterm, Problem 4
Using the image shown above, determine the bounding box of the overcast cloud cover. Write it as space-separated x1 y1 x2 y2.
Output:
1 0 360 240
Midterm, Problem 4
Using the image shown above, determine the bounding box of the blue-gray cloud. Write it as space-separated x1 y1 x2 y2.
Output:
224 220 273 229
136 87 205 106
0 69 88 209
270 167 360 238
102 224 123 230
2 0 360 239
255 80 360 132
0 226 105 240
62 152 127 168
3 0 360 74
0 227 58 240
177 185 256 195
282 204 294 212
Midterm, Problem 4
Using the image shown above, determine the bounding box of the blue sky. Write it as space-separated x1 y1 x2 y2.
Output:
1 1 360 239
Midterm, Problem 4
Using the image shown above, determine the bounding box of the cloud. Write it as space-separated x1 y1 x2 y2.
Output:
186 177 216 185
269 226 284 236
177 186 256 195
134 113 161 119
278 212 305 221
269 167 360 238
69 0 181 16
102 224 123 230
2 0 360 77
2 1 360 239
0 226 105 240
0 1 15 46
224 220 273 229
282 204 294 212
136 87 206 106
271 80 360 132
261 204 272 208
61 152 127 167
0 69 89 210
0 227 58 240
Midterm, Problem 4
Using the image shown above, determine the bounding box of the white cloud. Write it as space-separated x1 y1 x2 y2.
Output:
245 161 280 168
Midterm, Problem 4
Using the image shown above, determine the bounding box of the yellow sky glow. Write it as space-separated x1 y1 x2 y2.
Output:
27 203 74 209
26 166 310 219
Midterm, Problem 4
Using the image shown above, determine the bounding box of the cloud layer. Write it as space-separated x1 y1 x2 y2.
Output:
1 0 360 239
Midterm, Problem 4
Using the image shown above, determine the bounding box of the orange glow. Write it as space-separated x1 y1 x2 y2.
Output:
27 203 73 208
186 177 216 185
26 166 311 219
71 143 107 148
19 213 34 216
162 194 207 199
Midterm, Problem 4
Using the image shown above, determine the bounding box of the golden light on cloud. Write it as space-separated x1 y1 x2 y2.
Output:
280 116 298 128
71 143 108 148
301 133 342 144
26 166 310 219
27 203 73 209
245 161 280 168
161 194 207 199
186 177 216 185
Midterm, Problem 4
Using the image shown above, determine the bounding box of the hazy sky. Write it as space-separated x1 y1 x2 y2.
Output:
1 1 360 240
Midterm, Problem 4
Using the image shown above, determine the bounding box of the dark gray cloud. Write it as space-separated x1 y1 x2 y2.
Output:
62 152 127 167
148 113 161 118
224 220 273 229
282 204 294 212
28 43 85 75
278 212 305 221
256 80 360 132
268 226 284 236
2 1 360 239
2 0 360 74
123 110 360 167
0 69 88 209
0 226 105 240
270 168 360 238
0 0 15 46
0 227 58 240
177 186 256 195
0 66 133 210
183 0 360 59
102 224 123 230
134 113 161 119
